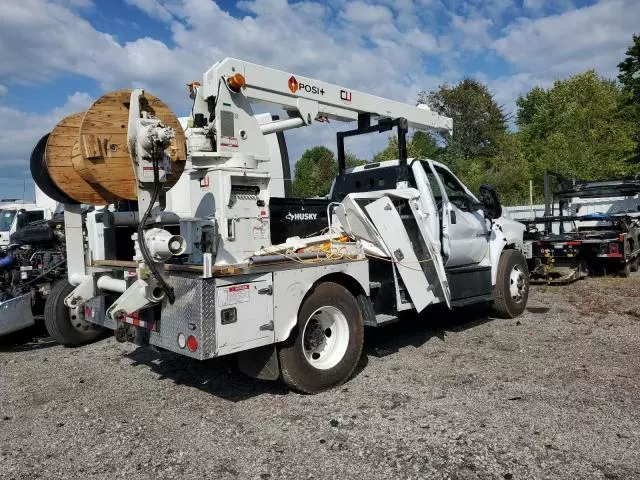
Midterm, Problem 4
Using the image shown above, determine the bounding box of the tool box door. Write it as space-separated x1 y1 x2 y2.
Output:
365 196 437 312
215 279 274 353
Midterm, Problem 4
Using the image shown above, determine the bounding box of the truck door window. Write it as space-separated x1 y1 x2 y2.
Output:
419 161 443 205
0 210 16 231
434 167 472 211
25 211 44 223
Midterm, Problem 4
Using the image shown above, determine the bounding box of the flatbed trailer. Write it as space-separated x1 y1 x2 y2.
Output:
524 218 640 283
523 171 640 284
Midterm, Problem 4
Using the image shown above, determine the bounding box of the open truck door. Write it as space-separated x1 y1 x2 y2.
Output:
424 160 489 268
339 188 451 311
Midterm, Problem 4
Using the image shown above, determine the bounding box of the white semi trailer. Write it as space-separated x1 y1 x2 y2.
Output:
35 58 530 393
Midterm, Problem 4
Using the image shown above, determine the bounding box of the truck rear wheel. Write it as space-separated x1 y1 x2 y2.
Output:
44 280 103 346
492 249 529 319
278 282 364 394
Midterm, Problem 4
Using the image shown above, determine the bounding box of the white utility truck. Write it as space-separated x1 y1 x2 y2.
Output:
0 188 58 249
35 58 529 393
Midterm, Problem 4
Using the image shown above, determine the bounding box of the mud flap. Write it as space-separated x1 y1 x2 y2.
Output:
237 344 280 381
0 293 35 337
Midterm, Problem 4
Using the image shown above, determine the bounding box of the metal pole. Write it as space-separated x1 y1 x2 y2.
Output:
529 180 534 220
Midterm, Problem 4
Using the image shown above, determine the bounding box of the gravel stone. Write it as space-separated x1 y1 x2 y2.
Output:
0 275 639 479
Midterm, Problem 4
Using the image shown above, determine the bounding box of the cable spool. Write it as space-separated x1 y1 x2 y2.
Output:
74 89 186 202
36 90 187 206
30 132 79 205
45 112 108 205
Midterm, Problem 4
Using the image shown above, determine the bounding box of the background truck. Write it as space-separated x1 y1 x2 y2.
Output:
31 58 530 393
0 187 58 249
0 186 66 337
522 171 640 283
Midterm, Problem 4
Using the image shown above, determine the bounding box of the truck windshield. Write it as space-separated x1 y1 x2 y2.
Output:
0 210 16 232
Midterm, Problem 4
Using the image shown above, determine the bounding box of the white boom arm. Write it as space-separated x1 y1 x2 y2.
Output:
200 58 453 135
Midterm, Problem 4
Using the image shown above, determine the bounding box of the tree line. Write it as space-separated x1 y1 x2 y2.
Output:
292 35 640 205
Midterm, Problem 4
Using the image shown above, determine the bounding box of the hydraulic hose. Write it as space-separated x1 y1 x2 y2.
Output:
136 148 175 304
0 256 15 269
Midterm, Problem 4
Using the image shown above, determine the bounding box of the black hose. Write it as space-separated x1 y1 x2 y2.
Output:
136 148 175 304
23 259 66 286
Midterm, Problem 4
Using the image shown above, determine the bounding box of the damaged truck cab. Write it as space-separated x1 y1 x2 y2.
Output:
330 158 527 316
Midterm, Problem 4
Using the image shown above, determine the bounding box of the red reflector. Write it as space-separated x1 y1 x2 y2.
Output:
609 243 619 254
187 335 198 352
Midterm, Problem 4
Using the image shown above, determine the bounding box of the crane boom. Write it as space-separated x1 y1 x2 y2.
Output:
201 58 453 135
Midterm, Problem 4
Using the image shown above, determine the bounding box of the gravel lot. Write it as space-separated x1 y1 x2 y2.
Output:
1 275 639 480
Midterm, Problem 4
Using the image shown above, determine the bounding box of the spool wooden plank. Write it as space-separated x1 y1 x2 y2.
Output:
76 90 187 201
45 112 109 205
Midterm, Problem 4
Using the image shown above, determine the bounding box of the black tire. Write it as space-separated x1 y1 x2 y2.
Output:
492 249 530 319
619 262 632 278
44 280 104 346
278 282 364 394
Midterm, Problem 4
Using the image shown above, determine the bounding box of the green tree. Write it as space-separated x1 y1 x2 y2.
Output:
617 34 640 163
373 131 439 162
292 146 337 197
417 79 508 163
292 148 366 197
516 70 636 183
345 152 367 169
455 134 532 206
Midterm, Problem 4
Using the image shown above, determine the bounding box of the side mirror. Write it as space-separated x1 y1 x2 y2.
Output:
468 198 485 211
479 185 502 220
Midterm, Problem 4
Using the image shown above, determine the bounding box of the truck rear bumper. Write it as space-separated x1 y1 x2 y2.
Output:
0 293 35 337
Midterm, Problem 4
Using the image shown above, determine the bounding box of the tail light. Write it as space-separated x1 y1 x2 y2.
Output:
187 335 198 352
609 243 619 254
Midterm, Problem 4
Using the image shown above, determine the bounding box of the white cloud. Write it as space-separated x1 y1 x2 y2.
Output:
0 91 93 198
405 28 441 54
123 0 173 22
450 14 494 51
522 0 545 12
51 0 94 8
0 0 636 189
0 84 7 96
522 0 575 15
341 1 394 25
0 92 93 165
492 0 639 79
0 0 448 185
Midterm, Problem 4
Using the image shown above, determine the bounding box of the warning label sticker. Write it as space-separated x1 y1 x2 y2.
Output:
218 284 250 306
220 136 239 148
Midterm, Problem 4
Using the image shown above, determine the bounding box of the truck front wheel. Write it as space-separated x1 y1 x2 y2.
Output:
278 282 364 394
492 249 530 318
44 280 103 346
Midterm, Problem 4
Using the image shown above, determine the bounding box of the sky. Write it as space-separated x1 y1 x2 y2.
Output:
0 0 638 200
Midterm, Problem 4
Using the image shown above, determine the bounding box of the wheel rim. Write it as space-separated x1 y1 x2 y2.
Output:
69 304 94 333
509 264 526 303
301 306 350 370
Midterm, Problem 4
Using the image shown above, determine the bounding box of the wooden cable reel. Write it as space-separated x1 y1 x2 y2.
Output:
35 90 187 205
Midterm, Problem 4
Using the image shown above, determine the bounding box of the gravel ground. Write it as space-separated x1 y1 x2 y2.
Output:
1 275 639 480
